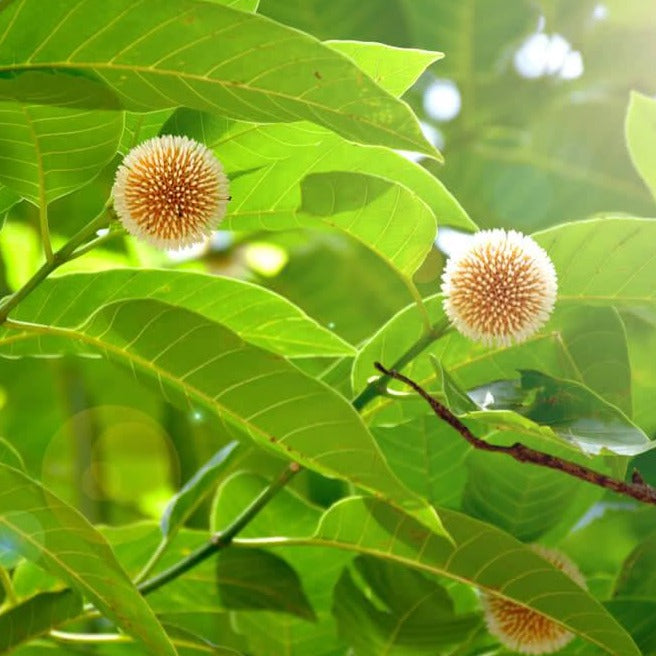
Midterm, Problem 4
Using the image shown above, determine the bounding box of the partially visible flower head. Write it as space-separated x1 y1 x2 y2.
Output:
112 135 229 250
441 229 557 346
481 545 586 654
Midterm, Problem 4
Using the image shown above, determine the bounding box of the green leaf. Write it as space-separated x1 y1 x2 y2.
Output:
0 102 122 206
372 415 470 508
216 548 316 620
0 0 437 157
213 473 350 656
161 115 474 233
236 496 640 656
353 300 635 429
0 186 20 229
333 557 480 654
614 532 656 599
603 600 656 655
299 172 436 279
0 269 355 358
466 370 652 456
0 437 26 471
0 463 177 656
0 590 82 652
161 442 240 539
2 298 444 537
119 109 174 155
625 91 656 201
534 217 656 310
461 445 585 542
326 41 442 97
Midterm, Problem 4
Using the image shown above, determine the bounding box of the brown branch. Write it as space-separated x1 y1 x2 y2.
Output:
374 362 656 506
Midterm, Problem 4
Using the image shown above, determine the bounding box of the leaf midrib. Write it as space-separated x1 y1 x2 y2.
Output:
1 319 369 484
0 61 429 151
232 535 625 656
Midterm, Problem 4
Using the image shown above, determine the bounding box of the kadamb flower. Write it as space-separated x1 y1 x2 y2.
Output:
112 135 230 249
481 545 586 654
441 229 557 346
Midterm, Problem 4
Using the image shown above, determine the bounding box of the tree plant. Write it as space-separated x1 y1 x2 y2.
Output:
0 1 655 655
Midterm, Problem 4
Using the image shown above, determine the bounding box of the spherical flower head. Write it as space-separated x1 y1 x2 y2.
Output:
112 135 229 250
441 229 557 346
481 545 586 654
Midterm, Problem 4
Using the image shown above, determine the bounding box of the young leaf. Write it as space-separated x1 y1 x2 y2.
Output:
0 590 82 652
0 464 177 656
0 0 438 157
161 442 240 539
2 299 445 538
237 497 641 656
0 269 355 358
625 91 656 200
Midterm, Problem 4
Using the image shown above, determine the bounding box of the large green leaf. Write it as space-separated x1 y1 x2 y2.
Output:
0 590 82 653
534 218 656 310
0 269 355 358
235 496 640 656
0 0 437 156
0 463 177 656
0 101 122 208
625 91 656 201
1 298 443 536
299 172 436 279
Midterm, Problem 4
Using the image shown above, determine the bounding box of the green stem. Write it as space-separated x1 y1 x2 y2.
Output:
0 207 110 325
67 228 127 262
405 280 432 335
352 316 451 411
137 462 300 597
50 630 130 644
0 566 16 606
39 203 54 265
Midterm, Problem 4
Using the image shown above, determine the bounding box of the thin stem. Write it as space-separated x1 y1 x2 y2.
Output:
405 280 432 335
137 462 300 597
0 207 111 325
50 630 130 644
132 538 168 585
39 203 54 265
376 362 656 506
68 228 127 261
0 566 17 606
352 317 451 411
